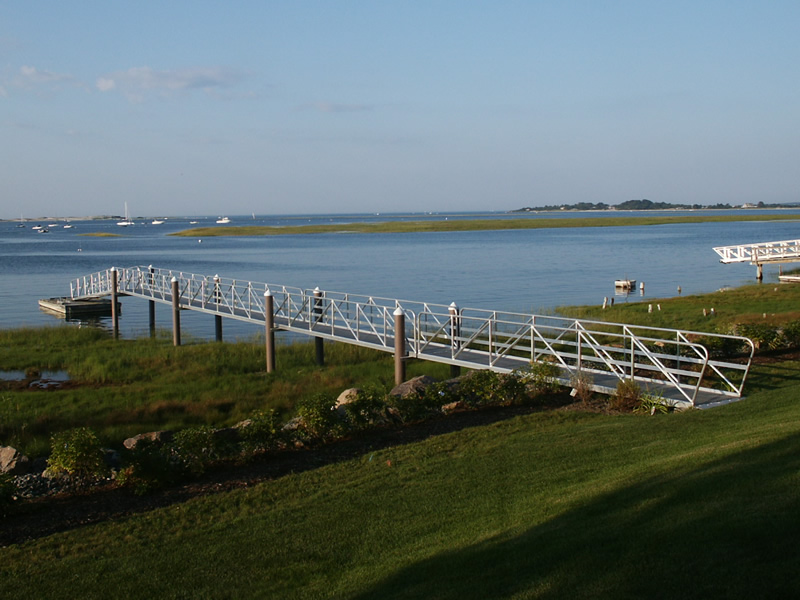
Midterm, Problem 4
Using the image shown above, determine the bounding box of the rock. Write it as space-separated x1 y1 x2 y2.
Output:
334 388 363 418
0 446 30 475
389 375 437 399
123 430 174 450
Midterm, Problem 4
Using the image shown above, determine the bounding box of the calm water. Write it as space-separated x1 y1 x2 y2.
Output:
1 211 798 340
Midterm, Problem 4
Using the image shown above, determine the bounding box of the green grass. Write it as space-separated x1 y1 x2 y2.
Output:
170 213 800 237
1 362 799 598
559 281 800 331
77 232 123 237
0 327 450 456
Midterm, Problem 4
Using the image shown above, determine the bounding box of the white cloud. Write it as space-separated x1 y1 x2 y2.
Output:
95 66 243 101
95 77 115 92
18 65 75 86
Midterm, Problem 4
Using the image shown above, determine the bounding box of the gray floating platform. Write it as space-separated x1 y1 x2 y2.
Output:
38 297 120 318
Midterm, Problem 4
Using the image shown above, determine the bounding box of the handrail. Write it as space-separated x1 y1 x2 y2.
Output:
66 266 755 407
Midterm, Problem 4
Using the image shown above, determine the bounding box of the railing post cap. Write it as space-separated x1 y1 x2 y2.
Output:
110 266 117 272
393 307 404 316
264 289 272 297
449 301 458 309
171 276 178 283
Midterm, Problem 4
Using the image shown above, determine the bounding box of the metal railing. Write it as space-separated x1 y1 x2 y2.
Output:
68 266 755 407
713 239 800 264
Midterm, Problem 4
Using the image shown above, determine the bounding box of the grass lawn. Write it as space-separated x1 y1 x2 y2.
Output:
1 362 799 598
2 280 800 598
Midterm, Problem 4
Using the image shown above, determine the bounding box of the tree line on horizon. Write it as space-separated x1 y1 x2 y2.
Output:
513 199 793 212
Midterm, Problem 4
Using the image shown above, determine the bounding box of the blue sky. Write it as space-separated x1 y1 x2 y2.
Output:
2 1 799 218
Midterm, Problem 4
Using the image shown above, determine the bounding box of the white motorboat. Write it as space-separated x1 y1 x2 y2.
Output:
216 216 231 224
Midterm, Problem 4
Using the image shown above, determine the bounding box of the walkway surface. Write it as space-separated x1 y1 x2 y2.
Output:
65 266 755 409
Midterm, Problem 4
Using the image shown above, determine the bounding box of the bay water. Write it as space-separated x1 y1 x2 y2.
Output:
1 211 797 341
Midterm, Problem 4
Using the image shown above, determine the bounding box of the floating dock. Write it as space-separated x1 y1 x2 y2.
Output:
38 297 119 318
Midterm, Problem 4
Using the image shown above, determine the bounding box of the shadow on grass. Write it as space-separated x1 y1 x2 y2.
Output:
353 433 800 600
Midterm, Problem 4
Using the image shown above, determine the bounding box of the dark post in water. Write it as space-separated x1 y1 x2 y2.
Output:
110 267 119 340
313 287 324 366
264 291 275 373
171 276 181 347
394 307 406 385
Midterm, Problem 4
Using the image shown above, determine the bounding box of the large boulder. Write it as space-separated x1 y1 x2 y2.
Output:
388 375 437 399
123 430 174 450
0 446 30 474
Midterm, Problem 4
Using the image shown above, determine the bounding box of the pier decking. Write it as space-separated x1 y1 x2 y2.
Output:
62 266 755 409
713 239 800 279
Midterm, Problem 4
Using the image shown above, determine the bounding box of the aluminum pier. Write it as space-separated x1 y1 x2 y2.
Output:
64 266 755 409
714 239 800 280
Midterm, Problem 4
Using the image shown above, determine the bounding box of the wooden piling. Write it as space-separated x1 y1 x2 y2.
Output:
448 302 461 378
313 287 324 366
264 291 275 373
110 267 119 339
394 307 406 385
148 266 156 337
171 277 181 346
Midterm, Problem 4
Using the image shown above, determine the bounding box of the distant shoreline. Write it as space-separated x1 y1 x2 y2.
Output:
170 213 800 237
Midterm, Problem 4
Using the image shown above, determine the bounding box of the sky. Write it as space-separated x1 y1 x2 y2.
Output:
1 1 799 218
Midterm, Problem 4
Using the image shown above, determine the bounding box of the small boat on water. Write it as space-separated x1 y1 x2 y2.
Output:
117 202 134 226
216 216 231 224
151 219 165 225
614 279 636 290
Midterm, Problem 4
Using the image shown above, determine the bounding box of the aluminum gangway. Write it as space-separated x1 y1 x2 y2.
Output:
713 239 800 279
67 266 755 409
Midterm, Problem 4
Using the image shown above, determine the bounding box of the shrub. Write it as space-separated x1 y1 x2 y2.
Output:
782 320 800 348
525 360 562 397
736 323 781 351
338 387 387 431
388 386 445 424
609 379 642 412
569 370 594 404
458 369 528 408
47 427 108 482
239 409 281 454
634 392 672 415
296 393 345 441
172 426 220 476
117 439 178 495
0 472 16 517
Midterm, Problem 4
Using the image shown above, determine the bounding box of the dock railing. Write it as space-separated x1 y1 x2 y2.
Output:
68 266 755 408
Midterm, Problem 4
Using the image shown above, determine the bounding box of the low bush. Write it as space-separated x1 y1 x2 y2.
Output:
338 387 387 431
172 426 221 476
117 439 178 495
47 427 108 482
610 379 642 412
459 369 528 408
296 393 345 441
524 360 562 397
0 472 16 517
239 409 281 454
570 370 594 404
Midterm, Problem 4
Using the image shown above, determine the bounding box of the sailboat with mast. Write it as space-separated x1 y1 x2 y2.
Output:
117 202 134 226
